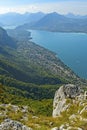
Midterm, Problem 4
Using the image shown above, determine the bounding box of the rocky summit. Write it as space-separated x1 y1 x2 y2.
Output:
53 84 86 117
52 84 87 130
0 119 32 130
0 85 87 130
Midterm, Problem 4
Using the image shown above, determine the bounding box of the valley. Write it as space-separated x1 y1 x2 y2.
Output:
0 9 87 130
29 29 87 79
0 27 85 100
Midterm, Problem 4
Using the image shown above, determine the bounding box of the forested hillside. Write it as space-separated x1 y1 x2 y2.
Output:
0 22 87 130
0 27 86 100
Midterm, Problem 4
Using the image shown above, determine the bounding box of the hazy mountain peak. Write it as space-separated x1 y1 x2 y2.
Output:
66 12 87 19
46 12 65 17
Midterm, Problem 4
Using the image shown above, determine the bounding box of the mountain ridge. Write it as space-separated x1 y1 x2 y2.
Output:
0 22 87 129
17 12 87 33
0 27 16 48
0 12 45 26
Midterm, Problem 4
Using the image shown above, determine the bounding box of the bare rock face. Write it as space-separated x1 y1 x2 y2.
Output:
53 84 83 117
0 119 32 130
51 127 59 130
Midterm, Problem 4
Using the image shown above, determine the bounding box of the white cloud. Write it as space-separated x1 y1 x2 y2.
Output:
0 7 10 14
38 2 87 15
0 5 38 14
0 1 87 15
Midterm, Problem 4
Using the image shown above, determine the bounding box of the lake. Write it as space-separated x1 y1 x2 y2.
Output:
29 30 87 79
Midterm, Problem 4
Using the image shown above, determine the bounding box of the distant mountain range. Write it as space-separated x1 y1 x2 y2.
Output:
0 12 87 33
0 12 45 26
65 13 87 19
17 12 87 33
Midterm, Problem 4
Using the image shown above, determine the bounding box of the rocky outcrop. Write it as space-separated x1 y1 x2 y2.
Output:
51 127 59 130
52 84 87 129
53 84 84 117
0 119 32 130
0 104 33 130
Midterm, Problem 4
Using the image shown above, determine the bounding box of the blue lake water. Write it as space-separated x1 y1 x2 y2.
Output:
29 30 87 79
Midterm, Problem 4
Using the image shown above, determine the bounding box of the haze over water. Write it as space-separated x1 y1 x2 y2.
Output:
30 30 87 79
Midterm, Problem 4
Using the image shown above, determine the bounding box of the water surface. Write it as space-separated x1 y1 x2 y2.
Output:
30 30 87 79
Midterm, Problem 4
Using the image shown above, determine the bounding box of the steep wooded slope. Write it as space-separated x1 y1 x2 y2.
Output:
0 27 86 99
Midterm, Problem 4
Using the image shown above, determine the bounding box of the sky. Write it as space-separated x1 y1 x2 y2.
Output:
0 0 87 15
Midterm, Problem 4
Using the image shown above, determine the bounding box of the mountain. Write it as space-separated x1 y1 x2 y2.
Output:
66 13 87 19
0 12 45 26
0 12 23 26
0 26 87 130
17 12 71 31
31 12 70 31
1 12 87 33
2 11 86 33
25 12 45 23
7 28 31 41
0 27 86 100
0 27 16 47
18 12 87 33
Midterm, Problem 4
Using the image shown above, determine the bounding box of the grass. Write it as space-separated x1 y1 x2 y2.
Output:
0 91 87 130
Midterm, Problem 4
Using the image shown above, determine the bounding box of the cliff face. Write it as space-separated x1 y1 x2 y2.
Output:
52 84 87 130
53 84 84 117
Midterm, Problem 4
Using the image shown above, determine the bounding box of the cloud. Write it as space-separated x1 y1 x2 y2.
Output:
0 1 87 15
37 2 87 15
0 5 38 14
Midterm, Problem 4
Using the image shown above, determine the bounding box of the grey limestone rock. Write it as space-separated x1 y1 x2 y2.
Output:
51 127 59 130
0 119 32 130
53 84 83 117
60 84 82 99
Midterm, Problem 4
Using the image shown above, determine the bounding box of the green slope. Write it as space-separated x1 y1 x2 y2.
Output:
0 27 86 100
